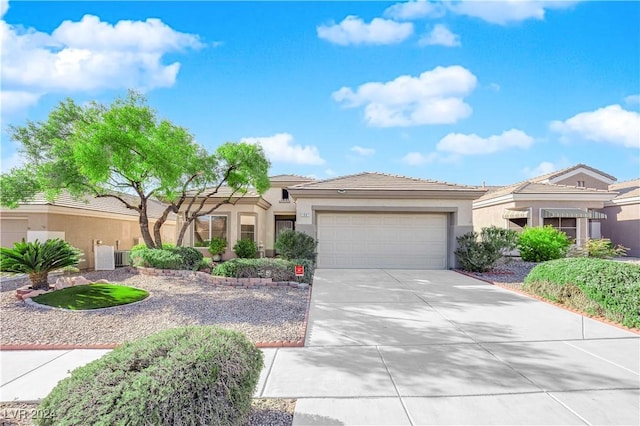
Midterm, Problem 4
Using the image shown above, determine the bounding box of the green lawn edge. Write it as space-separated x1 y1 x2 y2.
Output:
32 283 149 310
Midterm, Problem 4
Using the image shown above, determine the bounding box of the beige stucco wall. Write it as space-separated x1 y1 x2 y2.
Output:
293 196 475 269
602 202 640 257
552 172 610 190
0 209 176 270
261 185 299 254
179 202 269 259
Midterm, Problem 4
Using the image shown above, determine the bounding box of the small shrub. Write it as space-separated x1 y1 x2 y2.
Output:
586 238 628 259
524 258 640 328
131 242 175 252
167 246 203 270
275 230 318 262
455 226 518 272
208 237 228 256
139 249 182 270
131 247 203 270
0 239 82 290
213 258 314 283
518 225 571 262
36 326 264 426
197 257 213 271
234 239 257 259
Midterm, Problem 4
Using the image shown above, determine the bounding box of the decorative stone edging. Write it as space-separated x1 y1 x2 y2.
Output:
134 266 310 289
454 269 640 336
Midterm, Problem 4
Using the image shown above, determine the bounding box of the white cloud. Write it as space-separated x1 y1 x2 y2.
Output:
332 65 477 127
550 104 640 149
625 94 640 106
384 0 445 20
521 161 557 178
437 129 534 155
1 90 42 114
0 151 25 173
419 24 460 47
401 152 438 166
350 145 376 156
241 133 325 165
0 13 203 114
324 169 336 177
446 1 579 25
317 15 413 46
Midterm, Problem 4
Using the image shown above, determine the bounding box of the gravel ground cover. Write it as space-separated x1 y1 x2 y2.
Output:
458 257 538 289
0 399 296 426
1 269 309 345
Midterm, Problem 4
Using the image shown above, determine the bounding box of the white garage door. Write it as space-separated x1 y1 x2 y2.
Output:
317 213 447 269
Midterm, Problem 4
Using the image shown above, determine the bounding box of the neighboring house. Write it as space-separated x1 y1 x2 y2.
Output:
602 179 640 257
473 164 620 247
0 192 176 270
180 172 485 269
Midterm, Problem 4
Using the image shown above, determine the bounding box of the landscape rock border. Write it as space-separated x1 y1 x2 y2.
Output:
135 266 310 289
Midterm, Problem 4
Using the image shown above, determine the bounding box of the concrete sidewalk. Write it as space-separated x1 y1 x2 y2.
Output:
2 269 639 425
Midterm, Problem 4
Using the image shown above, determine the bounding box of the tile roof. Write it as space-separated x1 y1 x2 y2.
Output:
476 181 616 202
609 178 640 199
269 174 315 183
23 192 175 220
183 186 261 198
530 163 617 183
290 172 483 191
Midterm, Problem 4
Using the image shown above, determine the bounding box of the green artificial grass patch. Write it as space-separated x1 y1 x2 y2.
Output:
32 284 149 310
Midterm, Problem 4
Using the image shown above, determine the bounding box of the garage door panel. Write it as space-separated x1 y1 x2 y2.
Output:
317 213 447 269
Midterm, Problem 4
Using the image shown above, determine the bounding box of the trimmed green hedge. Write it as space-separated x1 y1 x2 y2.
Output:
130 246 203 270
36 326 263 426
524 258 640 328
213 258 314 283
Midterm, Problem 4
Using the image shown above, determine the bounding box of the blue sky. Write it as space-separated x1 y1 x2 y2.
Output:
1 0 639 185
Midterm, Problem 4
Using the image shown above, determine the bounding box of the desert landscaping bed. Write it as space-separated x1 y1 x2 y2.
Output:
1 269 309 346
0 399 296 426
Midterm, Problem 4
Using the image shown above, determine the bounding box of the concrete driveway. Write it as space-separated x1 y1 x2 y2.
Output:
257 269 640 425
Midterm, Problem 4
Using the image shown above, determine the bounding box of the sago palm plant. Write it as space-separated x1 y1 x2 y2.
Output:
0 239 82 290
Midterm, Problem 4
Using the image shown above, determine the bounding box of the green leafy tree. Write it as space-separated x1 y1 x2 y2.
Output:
0 91 270 248
0 239 82 290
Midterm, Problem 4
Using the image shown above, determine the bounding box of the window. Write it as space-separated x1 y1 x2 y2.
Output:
281 188 290 202
577 180 585 187
543 217 577 240
240 215 256 241
193 215 227 246
507 218 527 231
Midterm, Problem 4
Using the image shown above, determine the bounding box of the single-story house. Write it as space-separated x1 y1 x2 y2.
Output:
601 179 640 257
0 192 176 270
179 172 485 269
472 164 623 247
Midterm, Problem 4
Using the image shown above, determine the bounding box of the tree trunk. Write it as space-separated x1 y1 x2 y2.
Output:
29 271 50 291
176 219 190 247
139 203 156 248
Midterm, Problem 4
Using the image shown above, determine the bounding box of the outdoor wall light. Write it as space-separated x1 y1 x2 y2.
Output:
337 189 346 194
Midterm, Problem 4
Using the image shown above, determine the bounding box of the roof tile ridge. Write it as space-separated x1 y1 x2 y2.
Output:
369 171 481 189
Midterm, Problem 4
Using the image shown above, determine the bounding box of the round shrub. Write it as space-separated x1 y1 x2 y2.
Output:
233 239 258 259
518 225 571 262
274 230 318 262
36 326 264 426
167 246 203 270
